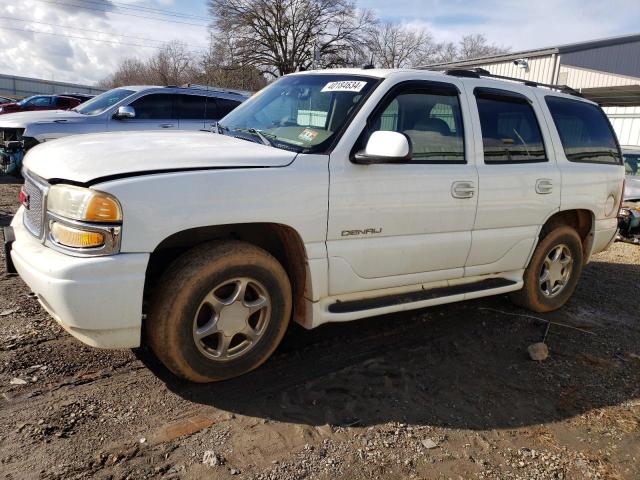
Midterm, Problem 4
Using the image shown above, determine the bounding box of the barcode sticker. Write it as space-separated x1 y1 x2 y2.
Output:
321 81 368 93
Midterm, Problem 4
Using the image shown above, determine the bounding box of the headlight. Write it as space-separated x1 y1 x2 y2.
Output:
47 185 122 223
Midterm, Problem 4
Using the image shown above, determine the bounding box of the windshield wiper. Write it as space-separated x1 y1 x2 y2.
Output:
233 127 274 146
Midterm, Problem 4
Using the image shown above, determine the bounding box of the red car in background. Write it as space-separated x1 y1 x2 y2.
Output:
0 94 83 115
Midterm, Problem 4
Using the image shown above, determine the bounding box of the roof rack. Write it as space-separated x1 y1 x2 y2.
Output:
179 83 252 97
444 68 582 97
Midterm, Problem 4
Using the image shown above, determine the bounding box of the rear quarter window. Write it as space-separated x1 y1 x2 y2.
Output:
545 96 621 165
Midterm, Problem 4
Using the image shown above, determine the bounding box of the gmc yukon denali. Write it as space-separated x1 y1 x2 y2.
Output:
4 68 625 382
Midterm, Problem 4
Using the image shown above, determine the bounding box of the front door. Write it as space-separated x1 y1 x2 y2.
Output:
327 80 478 296
109 93 178 131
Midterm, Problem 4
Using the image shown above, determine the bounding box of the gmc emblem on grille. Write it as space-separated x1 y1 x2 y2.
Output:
19 189 30 210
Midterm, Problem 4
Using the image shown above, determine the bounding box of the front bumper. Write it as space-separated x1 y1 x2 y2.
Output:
9 208 149 348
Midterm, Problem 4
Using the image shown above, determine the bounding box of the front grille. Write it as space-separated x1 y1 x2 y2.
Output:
22 174 47 238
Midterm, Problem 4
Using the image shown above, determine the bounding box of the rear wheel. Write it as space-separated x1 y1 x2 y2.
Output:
146 241 292 382
510 226 584 312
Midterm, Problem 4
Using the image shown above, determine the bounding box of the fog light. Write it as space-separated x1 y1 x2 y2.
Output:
50 222 105 248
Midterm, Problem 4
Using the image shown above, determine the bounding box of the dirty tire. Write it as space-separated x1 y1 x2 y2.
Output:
509 226 584 313
146 240 292 383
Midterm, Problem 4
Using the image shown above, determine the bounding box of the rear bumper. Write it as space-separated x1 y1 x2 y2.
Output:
590 217 618 257
10 209 148 348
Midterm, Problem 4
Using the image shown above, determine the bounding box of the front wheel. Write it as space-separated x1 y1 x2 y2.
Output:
510 226 584 312
146 241 292 382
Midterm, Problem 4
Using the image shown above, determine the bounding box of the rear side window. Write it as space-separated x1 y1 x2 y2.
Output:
178 95 206 119
206 97 241 121
545 96 621 165
476 91 546 164
625 153 639 176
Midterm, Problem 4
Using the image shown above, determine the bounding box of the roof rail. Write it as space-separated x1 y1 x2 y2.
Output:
444 68 582 97
179 83 252 97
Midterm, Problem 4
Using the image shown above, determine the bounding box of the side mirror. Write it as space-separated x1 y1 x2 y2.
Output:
114 105 135 119
353 131 411 164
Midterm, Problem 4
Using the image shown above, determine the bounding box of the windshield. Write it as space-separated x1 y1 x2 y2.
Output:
219 74 378 152
74 88 135 115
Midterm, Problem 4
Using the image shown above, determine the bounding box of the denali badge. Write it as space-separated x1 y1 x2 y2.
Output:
341 228 382 237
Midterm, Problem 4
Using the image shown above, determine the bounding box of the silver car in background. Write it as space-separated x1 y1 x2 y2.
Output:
0 85 249 174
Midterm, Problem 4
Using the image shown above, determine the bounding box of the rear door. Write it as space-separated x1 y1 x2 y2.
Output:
177 94 207 131
464 83 561 277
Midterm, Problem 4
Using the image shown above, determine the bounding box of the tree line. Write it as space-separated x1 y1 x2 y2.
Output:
99 0 509 91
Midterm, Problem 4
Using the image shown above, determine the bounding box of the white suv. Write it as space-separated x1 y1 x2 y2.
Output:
5 68 625 382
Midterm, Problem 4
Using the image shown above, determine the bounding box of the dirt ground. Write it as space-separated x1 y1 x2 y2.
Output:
1 176 639 480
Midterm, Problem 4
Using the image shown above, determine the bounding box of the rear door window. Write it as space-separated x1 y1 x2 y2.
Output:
624 153 639 176
475 89 546 164
545 96 622 165
178 94 207 120
206 97 241 120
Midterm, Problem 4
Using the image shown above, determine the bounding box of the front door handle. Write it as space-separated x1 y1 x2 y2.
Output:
536 178 553 194
160 123 174 128
451 181 476 199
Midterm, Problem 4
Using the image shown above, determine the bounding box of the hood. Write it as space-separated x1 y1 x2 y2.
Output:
24 130 297 184
0 109 85 127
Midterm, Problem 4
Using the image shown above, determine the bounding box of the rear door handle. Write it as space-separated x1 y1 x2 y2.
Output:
536 178 553 194
451 181 476 199
160 123 174 128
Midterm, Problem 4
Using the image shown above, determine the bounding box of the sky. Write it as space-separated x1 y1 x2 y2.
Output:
0 0 639 86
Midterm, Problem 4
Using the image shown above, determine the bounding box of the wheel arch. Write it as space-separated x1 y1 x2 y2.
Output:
538 209 595 263
144 223 309 327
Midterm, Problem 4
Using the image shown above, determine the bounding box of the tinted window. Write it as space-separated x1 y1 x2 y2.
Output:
476 92 546 163
207 97 241 120
178 95 206 119
624 153 639 176
545 96 621 165
130 93 176 120
56 97 72 108
366 88 465 163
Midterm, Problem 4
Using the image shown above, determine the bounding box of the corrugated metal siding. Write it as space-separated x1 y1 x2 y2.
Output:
604 106 640 148
0 74 104 98
560 65 640 89
456 55 557 84
561 40 640 78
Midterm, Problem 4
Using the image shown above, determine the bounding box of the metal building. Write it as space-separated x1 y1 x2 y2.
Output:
425 33 640 149
0 73 104 99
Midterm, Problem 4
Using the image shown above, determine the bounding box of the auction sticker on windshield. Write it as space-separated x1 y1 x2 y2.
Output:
321 81 368 93
298 128 318 142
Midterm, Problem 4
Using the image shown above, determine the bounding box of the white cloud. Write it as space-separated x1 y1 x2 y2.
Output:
0 0 209 85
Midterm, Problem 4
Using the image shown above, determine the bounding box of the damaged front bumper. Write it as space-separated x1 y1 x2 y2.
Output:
0 140 26 176
618 203 640 245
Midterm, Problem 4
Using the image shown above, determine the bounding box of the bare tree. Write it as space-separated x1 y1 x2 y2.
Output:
367 21 444 68
208 0 375 77
198 32 267 91
147 41 197 86
457 34 509 60
99 42 198 88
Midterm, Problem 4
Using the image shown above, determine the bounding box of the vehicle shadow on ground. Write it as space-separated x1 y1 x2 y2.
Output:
139 260 640 431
